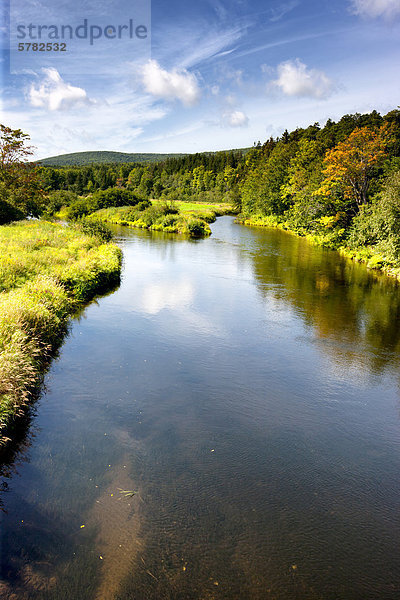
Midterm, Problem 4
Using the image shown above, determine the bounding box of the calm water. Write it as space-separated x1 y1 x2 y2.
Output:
1 216 400 600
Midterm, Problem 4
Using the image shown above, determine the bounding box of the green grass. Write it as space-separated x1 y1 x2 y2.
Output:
152 200 233 216
90 200 233 238
0 220 122 442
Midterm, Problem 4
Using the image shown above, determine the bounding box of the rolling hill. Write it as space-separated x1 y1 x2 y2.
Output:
37 151 188 166
37 148 251 167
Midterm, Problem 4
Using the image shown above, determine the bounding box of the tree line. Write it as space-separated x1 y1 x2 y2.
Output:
1 108 400 265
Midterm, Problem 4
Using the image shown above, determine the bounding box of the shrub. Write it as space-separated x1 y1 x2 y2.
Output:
66 196 99 220
45 190 78 215
187 218 209 237
91 188 138 209
158 200 179 215
66 188 140 221
76 218 113 242
0 198 24 225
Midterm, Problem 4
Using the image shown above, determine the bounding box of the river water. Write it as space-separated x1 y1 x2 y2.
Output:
1 216 400 599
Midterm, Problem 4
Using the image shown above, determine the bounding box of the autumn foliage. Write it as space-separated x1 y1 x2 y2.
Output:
317 125 391 206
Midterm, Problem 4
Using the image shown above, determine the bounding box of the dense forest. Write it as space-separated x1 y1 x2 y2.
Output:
1 108 400 271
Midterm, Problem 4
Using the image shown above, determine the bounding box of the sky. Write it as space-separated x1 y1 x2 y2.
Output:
0 0 399 159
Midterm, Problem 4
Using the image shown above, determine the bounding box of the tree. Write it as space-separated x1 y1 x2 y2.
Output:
0 124 45 218
317 125 390 208
240 141 297 216
281 139 326 229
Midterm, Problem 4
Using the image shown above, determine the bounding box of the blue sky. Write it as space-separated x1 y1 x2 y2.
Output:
1 0 399 158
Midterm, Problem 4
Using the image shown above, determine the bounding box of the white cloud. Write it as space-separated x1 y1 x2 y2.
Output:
28 68 92 111
141 60 200 106
272 59 334 99
351 0 400 19
222 109 249 127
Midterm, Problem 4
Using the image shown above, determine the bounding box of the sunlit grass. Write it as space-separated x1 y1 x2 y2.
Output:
89 199 234 238
0 220 122 440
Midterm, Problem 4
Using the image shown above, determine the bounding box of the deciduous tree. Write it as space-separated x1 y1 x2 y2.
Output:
0 124 45 217
317 125 390 207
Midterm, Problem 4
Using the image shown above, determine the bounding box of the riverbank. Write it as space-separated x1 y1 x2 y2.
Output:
0 220 122 444
239 214 400 281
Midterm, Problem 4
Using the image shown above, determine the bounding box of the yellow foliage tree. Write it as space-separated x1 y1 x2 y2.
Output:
317 125 391 207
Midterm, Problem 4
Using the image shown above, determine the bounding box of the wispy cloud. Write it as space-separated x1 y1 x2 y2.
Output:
234 30 341 60
271 59 335 99
269 0 300 22
141 60 201 106
350 0 400 19
152 21 247 70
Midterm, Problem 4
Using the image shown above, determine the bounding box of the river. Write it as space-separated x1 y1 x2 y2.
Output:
1 216 400 599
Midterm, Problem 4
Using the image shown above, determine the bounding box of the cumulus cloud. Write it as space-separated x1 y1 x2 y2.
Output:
351 0 400 19
28 68 92 111
272 59 334 99
222 109 249 127
141 59 200 106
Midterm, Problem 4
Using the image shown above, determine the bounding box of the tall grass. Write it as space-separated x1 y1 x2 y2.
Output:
0 220 122 442
89 203 213 237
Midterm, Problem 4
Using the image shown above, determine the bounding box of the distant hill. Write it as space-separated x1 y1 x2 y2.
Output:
38 151 188 166
37 148 252 167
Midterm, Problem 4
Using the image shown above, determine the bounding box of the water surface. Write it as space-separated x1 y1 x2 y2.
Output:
1 217 400 599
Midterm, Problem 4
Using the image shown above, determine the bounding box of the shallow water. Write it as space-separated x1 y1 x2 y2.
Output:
1 216 400 599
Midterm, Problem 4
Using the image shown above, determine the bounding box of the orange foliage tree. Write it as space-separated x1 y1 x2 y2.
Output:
317 125 391 207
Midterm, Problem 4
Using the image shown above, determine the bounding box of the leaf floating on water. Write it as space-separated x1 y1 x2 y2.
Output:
80 525 85 528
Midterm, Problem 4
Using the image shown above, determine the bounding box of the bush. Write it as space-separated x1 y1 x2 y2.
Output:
76 218 113 242
66 188 140 221
45 190 78 215
0 198 24 225
187 218 209 237
91 188 138 209
158 200 179 215
66 196 99 220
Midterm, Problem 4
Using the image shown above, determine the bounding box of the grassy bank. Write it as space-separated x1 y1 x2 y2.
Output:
89 200 233 238
0 220 122 443
151 200 233 219
238 214 400 280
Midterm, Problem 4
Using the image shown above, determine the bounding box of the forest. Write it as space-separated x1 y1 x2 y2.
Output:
2 107 400 271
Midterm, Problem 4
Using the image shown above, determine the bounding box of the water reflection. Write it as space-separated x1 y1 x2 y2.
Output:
234 224 400 376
